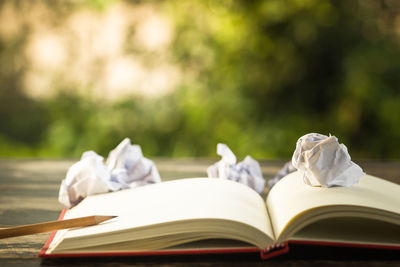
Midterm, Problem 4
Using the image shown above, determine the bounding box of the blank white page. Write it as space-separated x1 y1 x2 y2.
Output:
267 171 400 239
61 178 274 244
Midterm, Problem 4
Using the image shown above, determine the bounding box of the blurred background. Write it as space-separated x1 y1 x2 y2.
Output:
1 0 400 159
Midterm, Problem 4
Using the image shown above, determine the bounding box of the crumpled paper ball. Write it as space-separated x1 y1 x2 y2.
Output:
106 138 161 189
58 138 161 208
292 133 365 187
207 143 266 194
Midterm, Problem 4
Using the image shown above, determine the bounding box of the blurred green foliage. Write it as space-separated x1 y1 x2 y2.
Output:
1 0 400 159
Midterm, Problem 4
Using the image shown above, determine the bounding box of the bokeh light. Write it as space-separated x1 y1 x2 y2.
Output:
0 0 400 159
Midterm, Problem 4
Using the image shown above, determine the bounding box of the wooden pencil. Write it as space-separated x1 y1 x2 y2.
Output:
0 215 117 239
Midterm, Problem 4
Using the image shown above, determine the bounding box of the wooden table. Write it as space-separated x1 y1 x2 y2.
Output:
0 159 399 266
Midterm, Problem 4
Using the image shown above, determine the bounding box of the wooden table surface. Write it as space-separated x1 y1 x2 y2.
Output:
0 158 399 266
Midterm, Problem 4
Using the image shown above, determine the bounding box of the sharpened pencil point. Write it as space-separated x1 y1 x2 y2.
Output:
94 215 118 224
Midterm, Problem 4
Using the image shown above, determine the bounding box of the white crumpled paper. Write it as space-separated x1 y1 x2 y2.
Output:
292 133 364 187
59 138 161 208
106 138 161 189
207 143 266 194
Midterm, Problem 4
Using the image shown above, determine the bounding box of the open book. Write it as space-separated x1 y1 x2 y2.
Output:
40 171 400 259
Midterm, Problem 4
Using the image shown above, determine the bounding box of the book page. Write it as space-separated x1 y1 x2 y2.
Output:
52 178 274 251
291 216 400 246
267 171 400 240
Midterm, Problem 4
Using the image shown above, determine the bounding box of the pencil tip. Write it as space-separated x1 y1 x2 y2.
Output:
95 215 118 223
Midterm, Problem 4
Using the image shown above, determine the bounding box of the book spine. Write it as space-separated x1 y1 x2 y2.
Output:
259 242 289 259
